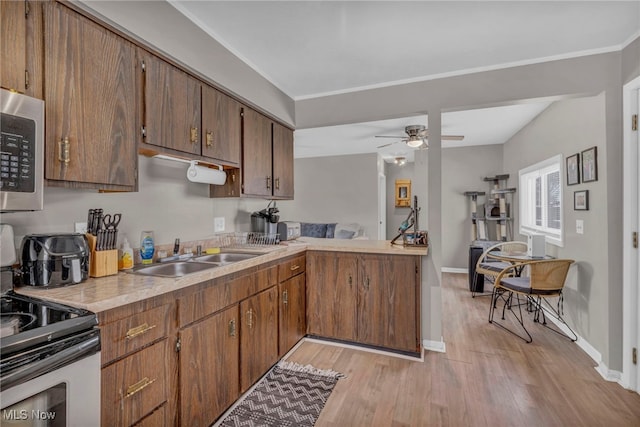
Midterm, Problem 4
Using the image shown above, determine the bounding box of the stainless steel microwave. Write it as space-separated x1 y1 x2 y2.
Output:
0 89 44 212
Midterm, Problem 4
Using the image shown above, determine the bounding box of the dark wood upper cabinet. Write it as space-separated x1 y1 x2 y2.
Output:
241 107 273 197
142 53 201 156
272 121 294 199
1 1 27 93
201 85 241 165
44 2 137 189
233 107 294 199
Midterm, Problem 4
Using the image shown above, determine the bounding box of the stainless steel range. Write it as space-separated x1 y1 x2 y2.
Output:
0 225 101 425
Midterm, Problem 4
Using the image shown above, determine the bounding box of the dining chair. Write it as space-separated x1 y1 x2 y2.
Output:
472 241 528 297
488 259 576 343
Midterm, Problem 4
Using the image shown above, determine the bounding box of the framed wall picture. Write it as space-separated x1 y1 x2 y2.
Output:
395 179 411 207
574 190 589 210
566 153 580 185
581 146 598 183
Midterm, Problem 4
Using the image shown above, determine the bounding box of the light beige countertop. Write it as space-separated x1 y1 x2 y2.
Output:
14 239 427 314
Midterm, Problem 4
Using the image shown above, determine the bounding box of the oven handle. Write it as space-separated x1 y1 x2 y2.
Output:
1 331 100 390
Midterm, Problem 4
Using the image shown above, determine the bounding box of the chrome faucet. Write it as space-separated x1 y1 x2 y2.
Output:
173 238 180 256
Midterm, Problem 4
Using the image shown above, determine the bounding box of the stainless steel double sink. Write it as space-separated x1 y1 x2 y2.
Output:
129 252 259 278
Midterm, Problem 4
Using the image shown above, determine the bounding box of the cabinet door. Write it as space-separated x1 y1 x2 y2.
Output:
242 108 272 197
143 54 201 156
201 85 241 165
44 3 137 188
358 254 420 352
306 251 358 341
1 1 26 93
240 286 278 392
278 273 306 357
180 305 239 427
272 122 294 199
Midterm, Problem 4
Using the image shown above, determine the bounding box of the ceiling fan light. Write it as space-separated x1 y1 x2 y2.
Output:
406 136 423 148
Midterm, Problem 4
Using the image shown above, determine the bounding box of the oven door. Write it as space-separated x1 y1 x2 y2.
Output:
0 351 100 426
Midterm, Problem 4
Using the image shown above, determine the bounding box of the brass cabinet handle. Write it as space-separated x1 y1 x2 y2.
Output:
266 176 271 190
282 290 288 305
290 265 300 271
365 277 370 290
125 323 156 340
275 177 280 190
58 137 70 164
190 127 198 144
228 319 236 337
246 308 254 329
126 377 156 398
348 274 352 286
206 131 214 147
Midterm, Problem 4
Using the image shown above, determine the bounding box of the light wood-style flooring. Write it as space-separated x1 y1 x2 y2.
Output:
286 273 640 426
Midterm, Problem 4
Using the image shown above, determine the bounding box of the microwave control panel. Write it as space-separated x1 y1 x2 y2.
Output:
0 113 35 193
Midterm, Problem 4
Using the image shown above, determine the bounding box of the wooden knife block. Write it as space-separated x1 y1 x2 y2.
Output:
86 233 118 277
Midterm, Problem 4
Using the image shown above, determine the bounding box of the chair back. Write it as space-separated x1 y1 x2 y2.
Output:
476 241 527 269
529 259 574 292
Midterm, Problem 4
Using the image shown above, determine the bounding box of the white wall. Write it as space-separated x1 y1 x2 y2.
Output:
278 154 379 238
385 162 416 240
503 94 609 361
442 145 505 269
2 156 270 249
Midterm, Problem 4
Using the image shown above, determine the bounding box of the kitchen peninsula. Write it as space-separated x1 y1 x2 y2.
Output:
15 239 427 427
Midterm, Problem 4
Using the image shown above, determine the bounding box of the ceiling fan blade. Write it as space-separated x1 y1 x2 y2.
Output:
377 141 401 149
375 135 404 139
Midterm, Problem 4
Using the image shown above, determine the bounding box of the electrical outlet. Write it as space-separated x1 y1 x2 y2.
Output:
74 222 88 234
214 217 225 232
576 219 584 235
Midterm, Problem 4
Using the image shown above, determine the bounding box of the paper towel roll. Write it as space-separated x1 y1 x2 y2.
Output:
187 162 227 185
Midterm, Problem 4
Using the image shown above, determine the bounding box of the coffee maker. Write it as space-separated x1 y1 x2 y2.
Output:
251 201 279 235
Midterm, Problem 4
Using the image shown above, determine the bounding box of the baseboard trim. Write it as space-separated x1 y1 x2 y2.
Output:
423 338 446 353
442 267 467 274
545 314 623 383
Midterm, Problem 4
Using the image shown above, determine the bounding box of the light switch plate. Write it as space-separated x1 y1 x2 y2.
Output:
576 219 584 234
214 217 225 232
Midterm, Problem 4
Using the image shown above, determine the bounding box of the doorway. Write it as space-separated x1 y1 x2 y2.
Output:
623 76 640 393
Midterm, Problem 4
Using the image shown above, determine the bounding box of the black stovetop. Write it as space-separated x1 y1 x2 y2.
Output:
0 291 98 357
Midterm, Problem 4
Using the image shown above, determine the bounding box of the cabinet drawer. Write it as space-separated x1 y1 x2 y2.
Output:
278 254 306 283
102 340 168 427
101 304 169 364
179 265 277 327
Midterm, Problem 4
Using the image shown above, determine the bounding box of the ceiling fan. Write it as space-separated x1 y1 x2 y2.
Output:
375 125 464 149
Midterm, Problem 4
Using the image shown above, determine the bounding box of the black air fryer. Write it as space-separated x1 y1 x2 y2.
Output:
20 233 90 287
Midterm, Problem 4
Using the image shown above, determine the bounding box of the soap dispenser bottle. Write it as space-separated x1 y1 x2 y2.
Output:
140 231 155 265
119 237 134 270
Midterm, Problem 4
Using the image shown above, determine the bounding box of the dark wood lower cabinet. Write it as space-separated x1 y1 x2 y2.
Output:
279 273 306 357
306 251 358 341
179 305 239 427
306 251 421 354
240 286 279 392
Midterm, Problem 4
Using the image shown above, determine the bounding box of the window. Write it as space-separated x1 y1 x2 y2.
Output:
519 154 563 246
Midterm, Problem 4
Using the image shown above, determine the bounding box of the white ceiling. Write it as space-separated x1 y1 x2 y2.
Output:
169 0 640 160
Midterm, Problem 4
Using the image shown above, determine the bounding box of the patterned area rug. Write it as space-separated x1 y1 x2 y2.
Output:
217 361 344 427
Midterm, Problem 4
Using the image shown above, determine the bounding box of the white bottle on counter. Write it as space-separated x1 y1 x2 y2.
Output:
119 237 134 270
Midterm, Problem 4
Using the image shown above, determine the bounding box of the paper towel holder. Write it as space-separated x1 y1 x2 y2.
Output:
145 151 227 185
186 161 226 185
